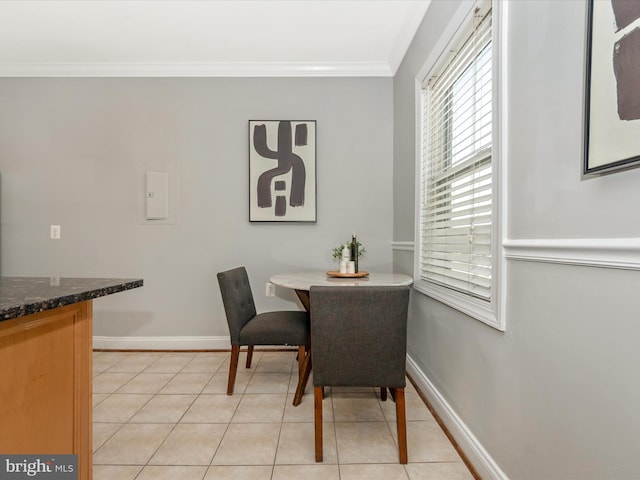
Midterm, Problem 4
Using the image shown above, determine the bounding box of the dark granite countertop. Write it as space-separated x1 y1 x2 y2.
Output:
0 277 143 321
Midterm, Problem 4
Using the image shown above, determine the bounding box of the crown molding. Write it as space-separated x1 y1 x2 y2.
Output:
0 61 394 78
388 0 432 74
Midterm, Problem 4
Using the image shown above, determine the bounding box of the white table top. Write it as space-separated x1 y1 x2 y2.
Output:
270 271 414 291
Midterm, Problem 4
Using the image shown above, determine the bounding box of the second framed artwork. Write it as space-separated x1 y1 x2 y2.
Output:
584 0 640 175
249 120 317 222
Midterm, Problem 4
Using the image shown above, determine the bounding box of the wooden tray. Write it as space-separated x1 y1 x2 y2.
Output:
326 271 369 278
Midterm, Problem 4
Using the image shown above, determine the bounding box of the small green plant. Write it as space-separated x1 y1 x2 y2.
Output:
332 241 366 261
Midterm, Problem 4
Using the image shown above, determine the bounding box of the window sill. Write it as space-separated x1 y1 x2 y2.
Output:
414 279 504 331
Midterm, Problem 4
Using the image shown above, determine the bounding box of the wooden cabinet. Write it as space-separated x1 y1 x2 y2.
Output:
0 302 93 480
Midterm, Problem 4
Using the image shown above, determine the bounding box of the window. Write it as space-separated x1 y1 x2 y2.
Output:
415 0 504 329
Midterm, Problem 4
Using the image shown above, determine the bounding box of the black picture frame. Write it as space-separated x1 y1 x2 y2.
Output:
249 120 317 222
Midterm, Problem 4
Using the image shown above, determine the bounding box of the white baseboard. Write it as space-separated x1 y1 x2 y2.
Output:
406 355 509 480
92 336 230 350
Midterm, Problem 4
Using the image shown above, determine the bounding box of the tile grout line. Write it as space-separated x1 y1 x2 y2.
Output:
132 352 203 479
149 353 220 472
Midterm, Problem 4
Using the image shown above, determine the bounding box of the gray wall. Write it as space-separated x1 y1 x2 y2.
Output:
394 1 640 479
0 77 394 339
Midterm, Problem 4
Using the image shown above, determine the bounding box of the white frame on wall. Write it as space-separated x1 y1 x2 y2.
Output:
413 0 508 331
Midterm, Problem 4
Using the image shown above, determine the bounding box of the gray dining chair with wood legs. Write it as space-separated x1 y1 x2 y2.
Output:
310 285 411 464
217 266 310 395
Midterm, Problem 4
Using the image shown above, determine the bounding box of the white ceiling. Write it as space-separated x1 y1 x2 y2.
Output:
0 0 430 77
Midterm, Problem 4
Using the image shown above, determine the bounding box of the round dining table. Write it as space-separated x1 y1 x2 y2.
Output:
270 271 414 290
269 271 414 405
270 271 413 310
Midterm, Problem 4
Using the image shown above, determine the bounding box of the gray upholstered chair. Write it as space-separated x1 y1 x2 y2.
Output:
310 285 411 464
217 266 310 395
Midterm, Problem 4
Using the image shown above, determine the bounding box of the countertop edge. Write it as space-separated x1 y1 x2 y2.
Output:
0 278 144 322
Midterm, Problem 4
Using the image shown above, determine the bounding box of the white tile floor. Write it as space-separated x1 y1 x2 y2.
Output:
92 350 475 480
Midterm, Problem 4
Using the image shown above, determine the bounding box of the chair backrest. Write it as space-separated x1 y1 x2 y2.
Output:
310 285 410 388
217 267 257 344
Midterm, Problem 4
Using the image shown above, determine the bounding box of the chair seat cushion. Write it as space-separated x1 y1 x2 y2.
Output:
238 311 309 346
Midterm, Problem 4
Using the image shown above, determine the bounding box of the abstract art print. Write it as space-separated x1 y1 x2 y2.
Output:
249 120 317 222
584 0 640 174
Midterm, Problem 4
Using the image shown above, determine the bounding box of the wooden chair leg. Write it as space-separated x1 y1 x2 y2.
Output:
293 346 312 406
395 387 408 464
297 345 305 377
227 345 240 395
245 345 254 368
389 387 397 402
314 386 324 462
380 387 387 401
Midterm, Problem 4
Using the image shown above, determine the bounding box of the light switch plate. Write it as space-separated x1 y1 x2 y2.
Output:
50 225 61 239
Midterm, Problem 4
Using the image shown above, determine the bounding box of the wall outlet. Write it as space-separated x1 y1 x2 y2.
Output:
265 282 276 297
50 225 61 240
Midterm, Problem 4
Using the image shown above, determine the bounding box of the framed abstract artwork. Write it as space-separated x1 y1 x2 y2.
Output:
584 0 640 175
249 120 317 222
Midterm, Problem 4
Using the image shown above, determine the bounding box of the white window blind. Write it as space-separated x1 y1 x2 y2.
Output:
420 7 493 301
